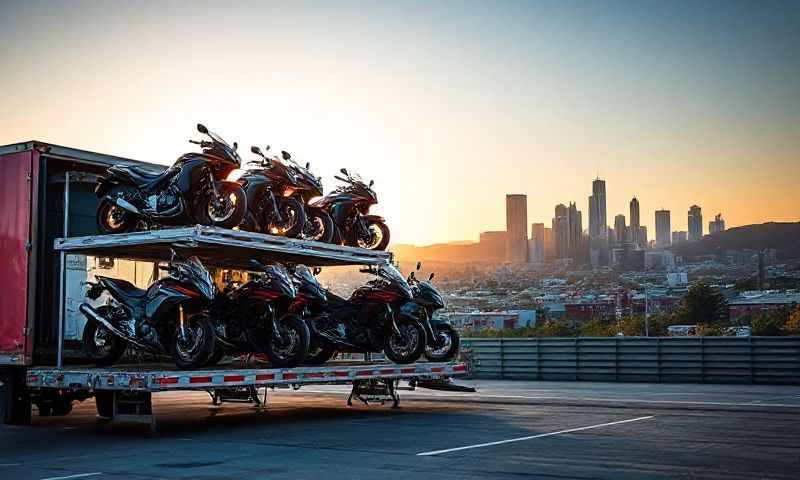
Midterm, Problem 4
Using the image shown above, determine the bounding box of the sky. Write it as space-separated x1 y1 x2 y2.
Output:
1 0 798 245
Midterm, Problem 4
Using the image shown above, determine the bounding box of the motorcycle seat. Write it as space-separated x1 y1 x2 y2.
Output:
108 165 167 188
98 276 147 300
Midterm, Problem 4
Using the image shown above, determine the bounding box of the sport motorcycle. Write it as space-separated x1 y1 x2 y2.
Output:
80 252 216 369
403 262 460 362
309 168 389 250
95 124 247 233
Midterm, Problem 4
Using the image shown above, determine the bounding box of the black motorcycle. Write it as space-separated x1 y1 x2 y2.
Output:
95 124 247 233
289 263 425 365
207 260 310 368
403 262 460 362
309 168 390 250
274 149 334 243
80 252 216 369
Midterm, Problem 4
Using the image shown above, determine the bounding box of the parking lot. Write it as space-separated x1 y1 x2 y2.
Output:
2 381 799 480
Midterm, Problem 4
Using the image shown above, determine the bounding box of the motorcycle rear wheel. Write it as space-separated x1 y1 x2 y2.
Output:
384 321 425 364
82 308 128 366
96 197 137 234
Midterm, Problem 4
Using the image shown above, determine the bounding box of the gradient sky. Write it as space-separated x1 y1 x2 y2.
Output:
1 0 798 245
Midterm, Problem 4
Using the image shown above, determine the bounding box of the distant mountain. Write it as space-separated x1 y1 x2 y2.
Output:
671 222 800 259
391 241 504 263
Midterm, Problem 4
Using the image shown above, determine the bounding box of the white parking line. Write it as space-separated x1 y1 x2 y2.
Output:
416 416 655 456
40 473 102 480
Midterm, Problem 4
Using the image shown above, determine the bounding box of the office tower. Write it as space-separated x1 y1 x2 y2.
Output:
655 209 671 247
688 205 703 241
588 179 607 239
567 202 583 261
531 223 545 263
614 214 626 245
505 194 528 263
553 203 569 259
709 213 725 235
672 231 687 244
543 227 555 261
629 197 640 246
638 226 648 248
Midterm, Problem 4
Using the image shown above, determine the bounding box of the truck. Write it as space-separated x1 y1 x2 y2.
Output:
0 141 466 428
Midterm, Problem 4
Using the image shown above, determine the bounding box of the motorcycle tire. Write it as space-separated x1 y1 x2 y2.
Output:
196 181 247 229
302 208 334 243
303 344 337 365
423 323 460 362
384 321 426 364
357 219 391 251
82 308 128 366
265 314 310 368
266 197 306 238
172 312 216 370
96 196 138 234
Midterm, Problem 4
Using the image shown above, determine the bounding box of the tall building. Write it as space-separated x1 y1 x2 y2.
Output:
672 231 687 244
588 178 607 239
613 214 627 245
629 197 640 247
543 227 555 261
638 226 648 248
688 205 703 241
709 213 725 235
553 203 569 259
567 202 583 262
530 223 545 263
505 194 528 263
655 209 671 247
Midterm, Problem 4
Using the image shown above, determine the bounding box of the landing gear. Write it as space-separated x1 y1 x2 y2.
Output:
347 379 400 409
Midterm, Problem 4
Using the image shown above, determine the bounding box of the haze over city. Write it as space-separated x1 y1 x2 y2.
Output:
1 0 798 245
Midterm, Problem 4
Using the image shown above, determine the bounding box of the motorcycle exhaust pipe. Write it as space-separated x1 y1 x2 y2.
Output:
104 196 141 215
79 303 149 350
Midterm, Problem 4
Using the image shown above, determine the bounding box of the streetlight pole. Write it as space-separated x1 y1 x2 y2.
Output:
644 284 650 337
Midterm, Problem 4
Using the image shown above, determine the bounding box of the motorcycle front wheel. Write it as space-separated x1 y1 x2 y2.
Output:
384 321 425 364
302 208 334 243
266 198 306 238
196 181 247 229
265 314 310 368
423 323 460 362
172 312 216 370
82 307 128 366
357 220 390 251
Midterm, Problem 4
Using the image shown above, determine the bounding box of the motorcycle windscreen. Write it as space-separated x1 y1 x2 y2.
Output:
0 151 34 365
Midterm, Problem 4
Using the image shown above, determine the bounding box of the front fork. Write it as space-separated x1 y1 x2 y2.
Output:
266 189 283 223
178 304 188 341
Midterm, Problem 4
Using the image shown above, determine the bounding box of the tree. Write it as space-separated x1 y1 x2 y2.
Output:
579 319 612 337
751 311 784 336
678 283 729 327
785 307 800 335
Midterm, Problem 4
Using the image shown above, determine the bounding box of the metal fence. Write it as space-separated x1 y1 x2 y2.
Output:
460 337 800 384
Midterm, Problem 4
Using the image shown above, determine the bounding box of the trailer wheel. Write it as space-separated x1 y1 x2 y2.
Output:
95 390 114 419
0 367 31 425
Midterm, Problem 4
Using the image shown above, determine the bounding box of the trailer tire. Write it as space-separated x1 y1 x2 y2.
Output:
0 367 31 425
95 390 114 419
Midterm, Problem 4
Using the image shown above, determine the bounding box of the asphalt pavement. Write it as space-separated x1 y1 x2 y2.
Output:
1 380 799 479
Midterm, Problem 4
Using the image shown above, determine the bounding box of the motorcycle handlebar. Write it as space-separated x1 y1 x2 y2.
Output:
334 175 350 182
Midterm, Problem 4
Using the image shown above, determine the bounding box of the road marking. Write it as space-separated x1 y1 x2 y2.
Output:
41 473 102 480
416 416 655 456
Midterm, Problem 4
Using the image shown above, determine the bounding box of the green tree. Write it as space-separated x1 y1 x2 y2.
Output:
678 283 729 327
751 311 784 336
579 318 613 337
536 319 577 337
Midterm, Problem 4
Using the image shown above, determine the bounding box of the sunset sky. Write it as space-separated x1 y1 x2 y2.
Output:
1 0 798 245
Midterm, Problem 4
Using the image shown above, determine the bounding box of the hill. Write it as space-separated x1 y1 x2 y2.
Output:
390 241 504 263
672 222 800 259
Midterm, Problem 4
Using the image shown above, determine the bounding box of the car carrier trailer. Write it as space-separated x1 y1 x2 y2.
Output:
0 141 467 428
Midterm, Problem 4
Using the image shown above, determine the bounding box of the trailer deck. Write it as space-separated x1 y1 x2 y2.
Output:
55 225 392 268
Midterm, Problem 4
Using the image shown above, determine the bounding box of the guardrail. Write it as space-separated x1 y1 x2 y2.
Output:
460 337 800 384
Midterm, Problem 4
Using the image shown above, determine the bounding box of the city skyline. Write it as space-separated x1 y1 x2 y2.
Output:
1 1 798 245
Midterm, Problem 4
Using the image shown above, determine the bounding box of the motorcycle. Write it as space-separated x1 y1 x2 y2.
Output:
95 124 247 233
80 252 216 369
309 168 390 250
289 263 425 365
404 262 460 362
273 149 334 243
237 146 307 238
207 260 310 368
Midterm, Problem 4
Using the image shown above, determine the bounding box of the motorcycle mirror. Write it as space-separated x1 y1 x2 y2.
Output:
251 146 262 155
313 267 322 276
369 180 374 187
306 162 310 169
265 145 271 151
429 273 435 281
340 168 348 176
233 142 238 150
197 123 208 134
416 261 421 271
281 151 291 160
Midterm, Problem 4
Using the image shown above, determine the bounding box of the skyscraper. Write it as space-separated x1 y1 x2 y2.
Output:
530 223 545 263
553 203 569 259
638 226 648 247
567 202 583 262
655 209 671 247
614 214 627 245
629 197 640 247
709 213 725 235
688 205 703 241
588 178 607 239
505 194 528 263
